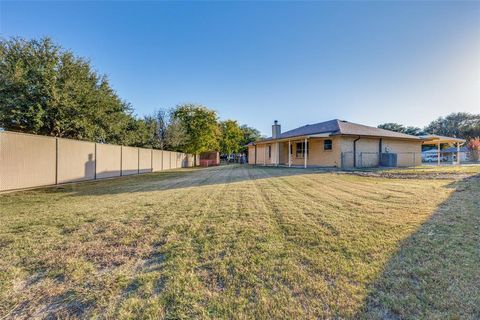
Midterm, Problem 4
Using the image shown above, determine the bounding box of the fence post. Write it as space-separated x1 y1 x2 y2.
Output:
120 146 123 176
55 138 59 185
94 143 97 180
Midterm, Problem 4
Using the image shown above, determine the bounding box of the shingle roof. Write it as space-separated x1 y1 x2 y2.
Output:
261 119 420 141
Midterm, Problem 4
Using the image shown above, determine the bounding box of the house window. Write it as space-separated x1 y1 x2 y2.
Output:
296 142 309 158
268 145 272 159
324 139 333 151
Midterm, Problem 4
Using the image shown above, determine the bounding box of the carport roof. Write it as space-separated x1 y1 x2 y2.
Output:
420 135 466 145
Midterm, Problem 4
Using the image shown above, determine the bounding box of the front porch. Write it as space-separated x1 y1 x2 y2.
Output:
255 136 339 168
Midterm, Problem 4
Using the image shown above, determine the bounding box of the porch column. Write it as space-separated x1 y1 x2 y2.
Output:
437 142 440 166
276 142 279 166
304 138 308 168
457 142 461 165
288 140 291 167
264 145 266 166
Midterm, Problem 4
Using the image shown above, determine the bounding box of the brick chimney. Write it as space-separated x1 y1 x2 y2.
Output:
272 120 281 139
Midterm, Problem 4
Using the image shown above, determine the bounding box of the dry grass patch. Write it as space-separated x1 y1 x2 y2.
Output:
0 165 478 319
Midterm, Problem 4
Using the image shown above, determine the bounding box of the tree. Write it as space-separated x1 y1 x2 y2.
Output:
467 137 480 162
424 112 480 140
378 123 406 133
0 37 141 145
240 125 261 152
172 104 220 157
220 120 243 154
378 123 423 136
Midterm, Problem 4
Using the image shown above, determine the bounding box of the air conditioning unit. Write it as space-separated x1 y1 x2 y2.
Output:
380 153 397 167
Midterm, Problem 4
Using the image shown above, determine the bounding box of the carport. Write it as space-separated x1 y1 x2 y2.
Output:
420 135 466 165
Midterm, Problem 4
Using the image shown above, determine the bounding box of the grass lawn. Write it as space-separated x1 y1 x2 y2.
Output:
0 165 478 319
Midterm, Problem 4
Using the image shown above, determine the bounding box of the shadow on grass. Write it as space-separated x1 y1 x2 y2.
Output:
360 174 480 319
35 165 335 197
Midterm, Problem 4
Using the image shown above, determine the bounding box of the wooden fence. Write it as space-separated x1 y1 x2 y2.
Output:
0 131 197 191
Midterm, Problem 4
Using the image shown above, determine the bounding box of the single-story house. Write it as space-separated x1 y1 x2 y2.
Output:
247 119 465 168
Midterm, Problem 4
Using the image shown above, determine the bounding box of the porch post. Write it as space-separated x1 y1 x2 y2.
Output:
276 142 279 166
457 142 461 165
437 142 440 166
264 144 266 166
304 138 307 168
288 140 291 167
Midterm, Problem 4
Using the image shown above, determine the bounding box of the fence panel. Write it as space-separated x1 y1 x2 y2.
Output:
139 148 152 173
162 151 171 170
58 138 96 183
121 146 139 176
96 143 121 179
152 150 163 172
170 152 177 169
0 131 196 191
0 132 56 191
359 152 379 168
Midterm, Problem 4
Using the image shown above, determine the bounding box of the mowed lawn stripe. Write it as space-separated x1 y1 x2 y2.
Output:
0 165 478 319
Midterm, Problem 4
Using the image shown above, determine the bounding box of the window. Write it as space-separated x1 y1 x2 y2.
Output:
268 145 272 159
324 139 333 151
296 142 309 158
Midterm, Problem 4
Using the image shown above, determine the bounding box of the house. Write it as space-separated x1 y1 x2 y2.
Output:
247 120 464 168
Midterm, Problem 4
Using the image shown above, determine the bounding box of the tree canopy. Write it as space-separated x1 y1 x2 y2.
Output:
424 112 480 140
171 104 220 155
220 120 244 154
377 123 424 136
0 37 150 146
378 112 480 140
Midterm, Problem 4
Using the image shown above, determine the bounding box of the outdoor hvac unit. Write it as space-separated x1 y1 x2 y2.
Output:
380 153 397 167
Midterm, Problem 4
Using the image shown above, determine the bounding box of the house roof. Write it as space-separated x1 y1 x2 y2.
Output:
257 119 420 142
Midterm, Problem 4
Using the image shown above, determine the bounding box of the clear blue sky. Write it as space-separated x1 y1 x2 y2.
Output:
1 1 479 135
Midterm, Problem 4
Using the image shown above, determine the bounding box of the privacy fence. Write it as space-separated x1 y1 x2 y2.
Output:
0 131 198 192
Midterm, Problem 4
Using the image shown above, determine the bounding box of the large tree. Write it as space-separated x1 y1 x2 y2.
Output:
424 112 480 140
0 37 145 145
378 123 424 136
220 119 243 154
172 104 220 156
240 124 262 152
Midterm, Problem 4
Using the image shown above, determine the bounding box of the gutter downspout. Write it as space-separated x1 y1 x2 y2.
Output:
353 136 361 168
254 144 257 165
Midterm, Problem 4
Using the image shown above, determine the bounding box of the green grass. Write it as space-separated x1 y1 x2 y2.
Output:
371 164 480 175
0 165 478 319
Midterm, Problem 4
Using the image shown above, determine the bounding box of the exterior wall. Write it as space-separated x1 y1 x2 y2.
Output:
248 146 256 164
340 136 422 167
139 148 152 173
57 138 96 183
121 146 139 176
0 131 56 191
256 145 266 164
286 137 341 167
383 139 422 166
96 143 121 179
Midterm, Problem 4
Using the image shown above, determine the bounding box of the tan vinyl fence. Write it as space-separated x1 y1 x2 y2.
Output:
0 131 196 192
